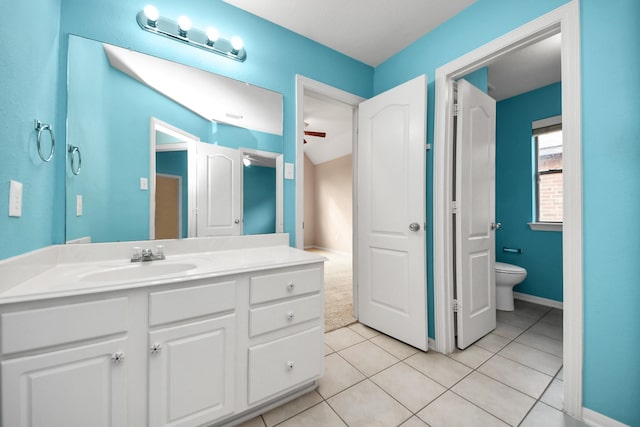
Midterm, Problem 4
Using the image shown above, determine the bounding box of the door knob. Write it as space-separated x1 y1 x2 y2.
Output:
491 222 501 230
234 219 240 224
409 223 421 232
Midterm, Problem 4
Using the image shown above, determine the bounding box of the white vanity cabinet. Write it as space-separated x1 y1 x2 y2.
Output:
147 281 238 427
1 298 130 427
0 244 325 427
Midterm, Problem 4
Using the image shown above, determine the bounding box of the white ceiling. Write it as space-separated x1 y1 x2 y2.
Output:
303 94 353 165
222 0 477 67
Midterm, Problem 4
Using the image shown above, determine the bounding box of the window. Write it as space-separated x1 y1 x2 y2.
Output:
533 116 563 225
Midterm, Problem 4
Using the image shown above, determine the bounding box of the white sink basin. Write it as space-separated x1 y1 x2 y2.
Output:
79 262 198 283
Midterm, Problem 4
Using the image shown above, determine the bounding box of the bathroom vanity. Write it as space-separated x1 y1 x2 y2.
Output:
0 234 324 426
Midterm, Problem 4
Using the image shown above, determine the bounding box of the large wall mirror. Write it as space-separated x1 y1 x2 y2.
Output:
65 35 284 244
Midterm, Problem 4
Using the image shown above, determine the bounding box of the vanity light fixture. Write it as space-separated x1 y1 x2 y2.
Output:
243 155 251 167
137 5 247 62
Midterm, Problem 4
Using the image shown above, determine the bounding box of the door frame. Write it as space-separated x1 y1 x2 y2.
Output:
295 75 364 313
433 0 582 419
150 117 199 240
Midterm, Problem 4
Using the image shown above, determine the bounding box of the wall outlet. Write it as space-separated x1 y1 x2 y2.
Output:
140 177 148 190
9 180 23 217
76 195 83 216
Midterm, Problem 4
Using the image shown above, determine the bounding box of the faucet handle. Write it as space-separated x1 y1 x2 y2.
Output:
131 246 142 262
155 245 165 260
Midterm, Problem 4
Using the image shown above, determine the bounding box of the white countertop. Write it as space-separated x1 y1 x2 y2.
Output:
0 235 325 305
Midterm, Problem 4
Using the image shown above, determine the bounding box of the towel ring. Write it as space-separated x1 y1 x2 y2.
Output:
35 120 55 162
68 145 82 175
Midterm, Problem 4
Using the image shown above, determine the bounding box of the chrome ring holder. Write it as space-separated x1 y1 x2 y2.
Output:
68 145 82 175
35 119 55 162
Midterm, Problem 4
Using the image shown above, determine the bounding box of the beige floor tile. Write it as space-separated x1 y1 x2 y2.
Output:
556 367 564 380
516 330 563 357
370 334 420 360
338 340 399 377
513 300 551 320
530 320 563 341
417 391 508 427
499 341 563 376
447 344 494 369
400 416 430 427
520 402 587 427
452 372 535 426
262 391 323 426
277 401 346 427
478 354 553 398
348 322 380 339
325 344 335 355
236 416 265 427
318 353 366 399
325 327 366 351
476 332 511 353
327 380 412 427
540 309 563 326
371 362 446 412
497 310 538 329
493 321 525 340
405 351 472 388
541 378 564 410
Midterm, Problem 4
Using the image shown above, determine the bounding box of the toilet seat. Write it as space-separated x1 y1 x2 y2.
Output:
495 262 526 274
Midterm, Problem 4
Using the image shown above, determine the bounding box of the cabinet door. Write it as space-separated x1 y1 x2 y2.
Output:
1 337 128 427
148 314 236 427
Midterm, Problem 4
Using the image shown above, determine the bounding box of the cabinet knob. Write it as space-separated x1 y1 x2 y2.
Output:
111 352 125 364
150 343 162 354
286 311 295 321
287 361 295 370
286 282 295 291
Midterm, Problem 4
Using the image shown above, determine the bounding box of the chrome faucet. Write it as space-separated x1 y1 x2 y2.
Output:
131 246 166 262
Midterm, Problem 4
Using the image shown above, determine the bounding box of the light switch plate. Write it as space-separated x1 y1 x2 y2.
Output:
9 180 22 217
76 195 83 216
284 163 294 180
140 177 149 190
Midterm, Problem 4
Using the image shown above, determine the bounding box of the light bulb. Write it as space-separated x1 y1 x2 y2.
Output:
243 157 251 167
177 16 192 35
143 5 159 25
231 36 244 52
206 27 219 45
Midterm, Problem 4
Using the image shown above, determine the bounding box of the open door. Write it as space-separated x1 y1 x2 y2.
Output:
357 75 428 351
196 142 242 237
455 79 497 349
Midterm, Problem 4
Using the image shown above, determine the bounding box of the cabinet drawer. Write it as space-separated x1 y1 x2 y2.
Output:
248 326 323 404
149 281 236 327
250 267 322 305
249 294 322 337
1 298 128 355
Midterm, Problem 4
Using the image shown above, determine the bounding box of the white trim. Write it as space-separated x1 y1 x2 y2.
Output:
65 236 91 244
432 1 582 419
582 408 630 427
304 245 352 258
532 114 562 129
149 117 199 240
528 222 563 232
513 292 563 309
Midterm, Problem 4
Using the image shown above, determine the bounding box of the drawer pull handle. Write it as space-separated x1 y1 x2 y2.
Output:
287 282 295 291
287 361 295 370
150 343 162 354
286 311 295 321
111 352 125 364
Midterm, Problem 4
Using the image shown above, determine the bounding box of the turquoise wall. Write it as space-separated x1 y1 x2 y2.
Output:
496 83 563 302
581 1 640 424
243 165 277 235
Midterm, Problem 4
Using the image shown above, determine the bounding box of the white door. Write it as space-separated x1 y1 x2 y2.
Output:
455 79 497 349
2 338 127 427
196 143 242 236
357 75 427 351
148 315 236 427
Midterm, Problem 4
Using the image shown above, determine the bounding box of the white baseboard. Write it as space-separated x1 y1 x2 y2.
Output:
514 292 563 309
582 407 630 427
65 236 91 244
428 338 436 351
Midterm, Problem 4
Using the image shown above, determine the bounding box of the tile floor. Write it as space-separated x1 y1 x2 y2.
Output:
239 300 587 427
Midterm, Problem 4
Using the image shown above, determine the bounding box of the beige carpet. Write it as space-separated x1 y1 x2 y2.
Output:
306 248 356 332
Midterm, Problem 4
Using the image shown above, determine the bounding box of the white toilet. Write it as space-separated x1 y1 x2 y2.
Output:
495 262 527 311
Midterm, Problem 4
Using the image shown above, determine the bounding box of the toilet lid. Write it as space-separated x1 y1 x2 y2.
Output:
495 262 526 274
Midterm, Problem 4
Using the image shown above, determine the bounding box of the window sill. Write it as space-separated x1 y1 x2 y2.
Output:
528 222 562 232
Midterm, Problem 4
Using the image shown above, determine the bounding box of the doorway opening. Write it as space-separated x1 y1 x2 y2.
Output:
295 77 364 332
433 1 582 418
